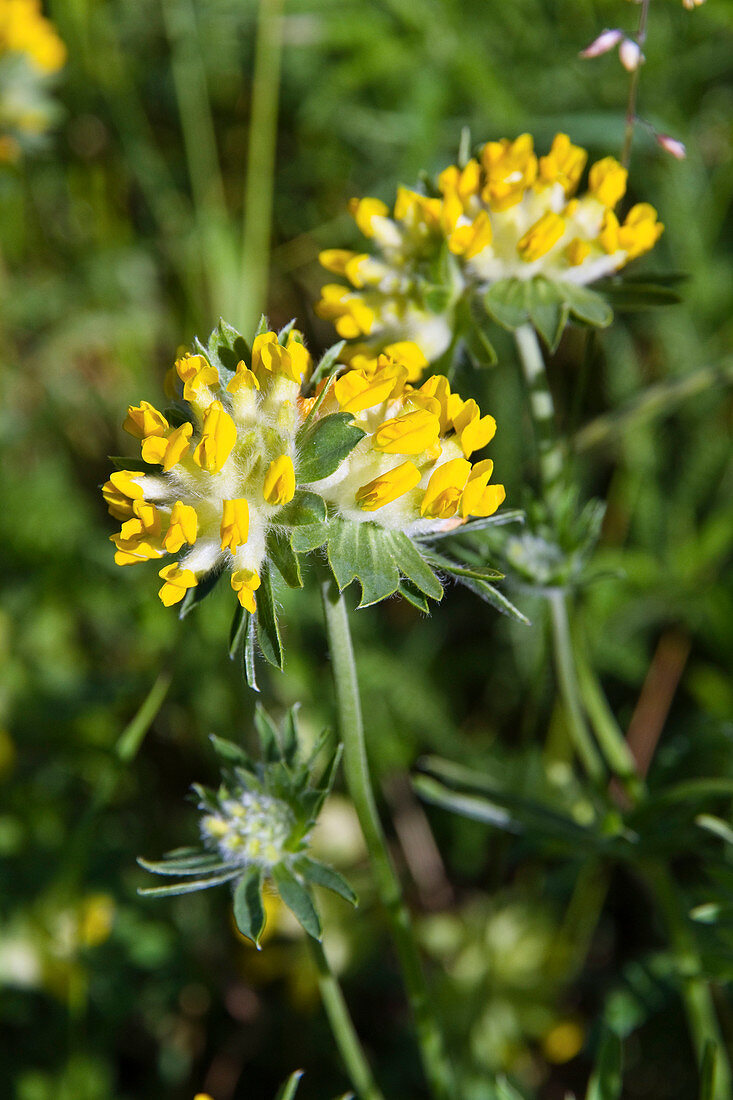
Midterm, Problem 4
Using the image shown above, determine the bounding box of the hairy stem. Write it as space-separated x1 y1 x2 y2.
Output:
320 579 455 1100
239 0 284 333
310 938 386 1100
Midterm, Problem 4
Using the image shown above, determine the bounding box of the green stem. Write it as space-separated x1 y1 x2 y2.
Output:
513 324 565 497
310 938 386 1100
320 579 455 1100
571 625 644 802
643 862 732 1100
239 0 285 333
620 0 651 170
547 589 605 786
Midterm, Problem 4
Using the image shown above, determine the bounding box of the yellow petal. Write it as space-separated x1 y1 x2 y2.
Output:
588 157 627 207
420 457 472 518
163 502 198 553
263 455 296 506
219 498 250 552
230 568 261 612
157 564 198 607
372 409 441 455
193 401 237 473
123 401 168 439
355 461 421 511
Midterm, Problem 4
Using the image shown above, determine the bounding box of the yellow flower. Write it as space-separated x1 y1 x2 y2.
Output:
317 132 663 364
0 0 67 73
105 323 505 612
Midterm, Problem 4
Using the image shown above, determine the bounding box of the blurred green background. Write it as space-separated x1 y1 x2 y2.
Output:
1 0 732 1097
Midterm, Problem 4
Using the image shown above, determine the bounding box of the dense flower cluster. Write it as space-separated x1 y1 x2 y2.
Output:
200 786 298 870
103 327 505 611
317 133 664 361
0 0 66 161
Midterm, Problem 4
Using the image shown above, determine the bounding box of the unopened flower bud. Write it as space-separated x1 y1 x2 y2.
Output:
579 28 623 58
656 133 687 160
619 38 644 72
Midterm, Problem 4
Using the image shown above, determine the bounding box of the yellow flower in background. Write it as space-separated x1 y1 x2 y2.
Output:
0 0 66 160
0 0 67 73
317 132 663 363
103 323 505 612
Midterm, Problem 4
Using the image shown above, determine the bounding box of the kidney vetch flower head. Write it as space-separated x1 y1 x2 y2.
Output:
316 132 664 360
103 318 508 657
139 707 356 947
0 0 66 161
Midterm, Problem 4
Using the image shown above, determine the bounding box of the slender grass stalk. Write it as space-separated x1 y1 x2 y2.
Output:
547 589 605 785
643 862 732 1100
513 324 565 497
573 358 733 453
320 578 455 1100
621 0 651 170
239 0 285 333
160 0 235 316
310 938 386 1100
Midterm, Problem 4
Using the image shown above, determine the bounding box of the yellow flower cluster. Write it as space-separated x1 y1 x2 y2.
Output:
104 330 505 610
311 350 505 531
317 133 664 361
0 0 66 72
104 330 311 611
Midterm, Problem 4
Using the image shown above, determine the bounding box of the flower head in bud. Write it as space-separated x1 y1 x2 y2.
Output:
139 707 357 947
316 132 664 363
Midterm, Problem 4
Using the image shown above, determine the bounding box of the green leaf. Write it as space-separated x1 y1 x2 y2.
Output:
296 412 365 483
208 318 251 372
209 734 251 768
254 704 282 763
457 576 530 624
274 1071 305 1100
483 279 530 329
393 533 444 601
423 284 453 313
527 277 569 351
290 520 331 554
233 866 266 948
243 613 259 691
229 601 248 660
267 529 303 588
326 521 443 608
277 489 327 527
586 1028 622 1100
255 314 270 337
560 281 613 328
179 569 223 619
138 870 239 897
699 1040 718 1100
397 580 431 613
255 565 283 669
696 813 733 847
327 521 401 607
137 854 227 876
272 866 322 940
426 549 503 582
298 856 358 906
